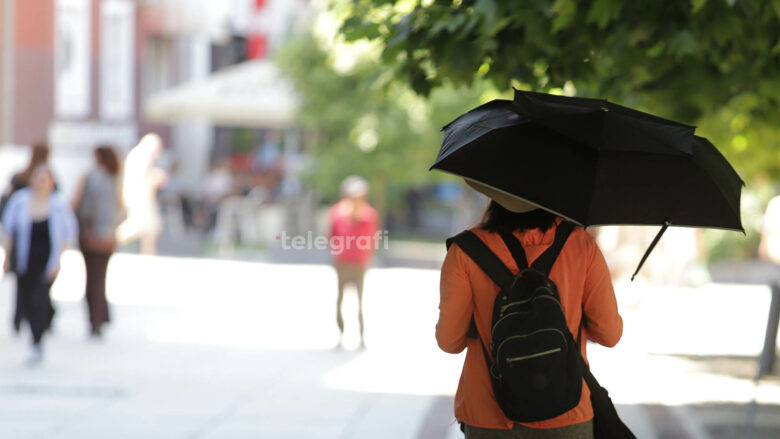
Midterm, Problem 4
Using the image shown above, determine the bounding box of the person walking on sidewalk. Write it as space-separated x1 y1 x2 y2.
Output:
116 133 167 255
328 176 379 349
1 142 50 335
2 164 77 363
437 194 623 438
0 142 50 214
72 146 123 338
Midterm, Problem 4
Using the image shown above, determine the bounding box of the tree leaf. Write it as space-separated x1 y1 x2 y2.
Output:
645 41 666 57
669 30 698 58
552 0 577 34
474 0 498 35
690 0 709 12
341 17 382 41
586 0 623 29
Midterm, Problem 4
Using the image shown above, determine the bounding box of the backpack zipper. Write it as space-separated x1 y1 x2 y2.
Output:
499 297 533 314
499 290 563 314
495 328 569 358
533 294 565 315
506 347 562 363
491 311 530 338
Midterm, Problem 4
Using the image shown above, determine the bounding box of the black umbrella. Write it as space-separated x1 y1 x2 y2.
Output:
432 90 744 278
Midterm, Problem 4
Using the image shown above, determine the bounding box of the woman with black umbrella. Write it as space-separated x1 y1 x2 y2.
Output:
433 89 743 438
437 185 624 438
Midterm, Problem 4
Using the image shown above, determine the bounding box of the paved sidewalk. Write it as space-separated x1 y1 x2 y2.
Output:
0 251 778 438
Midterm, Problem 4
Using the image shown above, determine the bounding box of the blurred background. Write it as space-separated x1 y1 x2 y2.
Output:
0 0 779 438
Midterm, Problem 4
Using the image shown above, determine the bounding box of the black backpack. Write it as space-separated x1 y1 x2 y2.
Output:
446 222 582 422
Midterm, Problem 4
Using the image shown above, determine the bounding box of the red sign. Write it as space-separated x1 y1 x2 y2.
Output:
247 0 268 59
248 34 268 59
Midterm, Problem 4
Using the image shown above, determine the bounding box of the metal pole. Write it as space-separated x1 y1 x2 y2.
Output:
1 0 15 145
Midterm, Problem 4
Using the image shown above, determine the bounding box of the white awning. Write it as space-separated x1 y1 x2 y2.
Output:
144 60 299 128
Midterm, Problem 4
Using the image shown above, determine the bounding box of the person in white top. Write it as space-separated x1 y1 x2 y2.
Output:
759 195 780 264
116 133 168 254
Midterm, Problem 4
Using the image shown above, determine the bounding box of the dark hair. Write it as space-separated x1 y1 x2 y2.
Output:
478 201 558 233
95 145 121 176
18 142 50 185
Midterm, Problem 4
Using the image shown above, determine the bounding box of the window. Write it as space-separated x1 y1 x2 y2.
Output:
54 0 92 118
100 0 135 120
143 36 172 101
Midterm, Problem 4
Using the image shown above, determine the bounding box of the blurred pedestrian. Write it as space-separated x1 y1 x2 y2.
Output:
116 133 167 255
199 161 234 230
0 142 50 335
0 142 50 215
759 193 780 264
328 176 379 349
2 164 77 363
72 146 123 337
437 190 623 438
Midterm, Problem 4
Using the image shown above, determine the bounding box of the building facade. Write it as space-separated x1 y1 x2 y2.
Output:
0 0 140 153
1 0 308 196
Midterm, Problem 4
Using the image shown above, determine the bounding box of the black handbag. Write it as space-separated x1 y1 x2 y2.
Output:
578 319 636 439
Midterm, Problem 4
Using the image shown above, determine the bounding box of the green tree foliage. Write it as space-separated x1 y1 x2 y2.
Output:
340 0 780 181
275 33 486 215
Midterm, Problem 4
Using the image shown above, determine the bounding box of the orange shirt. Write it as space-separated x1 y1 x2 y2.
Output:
436 219 623 429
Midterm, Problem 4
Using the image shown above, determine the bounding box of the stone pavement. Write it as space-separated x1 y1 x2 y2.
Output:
0 250 779 438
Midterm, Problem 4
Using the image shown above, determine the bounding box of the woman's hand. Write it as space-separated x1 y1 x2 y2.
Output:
2 236 13 274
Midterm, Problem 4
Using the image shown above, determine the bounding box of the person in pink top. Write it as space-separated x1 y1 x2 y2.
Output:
328 176 379 349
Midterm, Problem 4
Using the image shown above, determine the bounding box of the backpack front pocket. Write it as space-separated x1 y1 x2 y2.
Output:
493 328 574 421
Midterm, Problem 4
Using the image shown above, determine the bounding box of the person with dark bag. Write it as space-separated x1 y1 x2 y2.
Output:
72 146 123 338
437 190 626 438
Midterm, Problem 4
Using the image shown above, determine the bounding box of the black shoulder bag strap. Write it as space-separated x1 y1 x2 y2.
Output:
531 221 576 275
577 313 637 439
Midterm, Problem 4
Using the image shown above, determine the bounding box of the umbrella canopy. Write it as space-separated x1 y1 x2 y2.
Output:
144 60 299 128
432 91 743 232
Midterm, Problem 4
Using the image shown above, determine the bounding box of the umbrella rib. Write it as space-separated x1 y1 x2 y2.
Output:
435 170 585 227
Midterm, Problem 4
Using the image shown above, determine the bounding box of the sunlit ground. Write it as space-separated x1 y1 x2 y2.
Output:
48 250 462 396
0 248 778 438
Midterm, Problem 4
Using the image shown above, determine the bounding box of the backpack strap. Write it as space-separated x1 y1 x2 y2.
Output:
446 231 514 288
446 230 513 343
530 221 576 275
497 229 529 270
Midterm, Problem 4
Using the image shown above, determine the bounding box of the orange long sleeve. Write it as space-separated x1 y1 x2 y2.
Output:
436 221 623 429
436 245 474 354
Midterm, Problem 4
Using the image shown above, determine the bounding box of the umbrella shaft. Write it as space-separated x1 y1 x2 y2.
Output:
631 220 671 281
